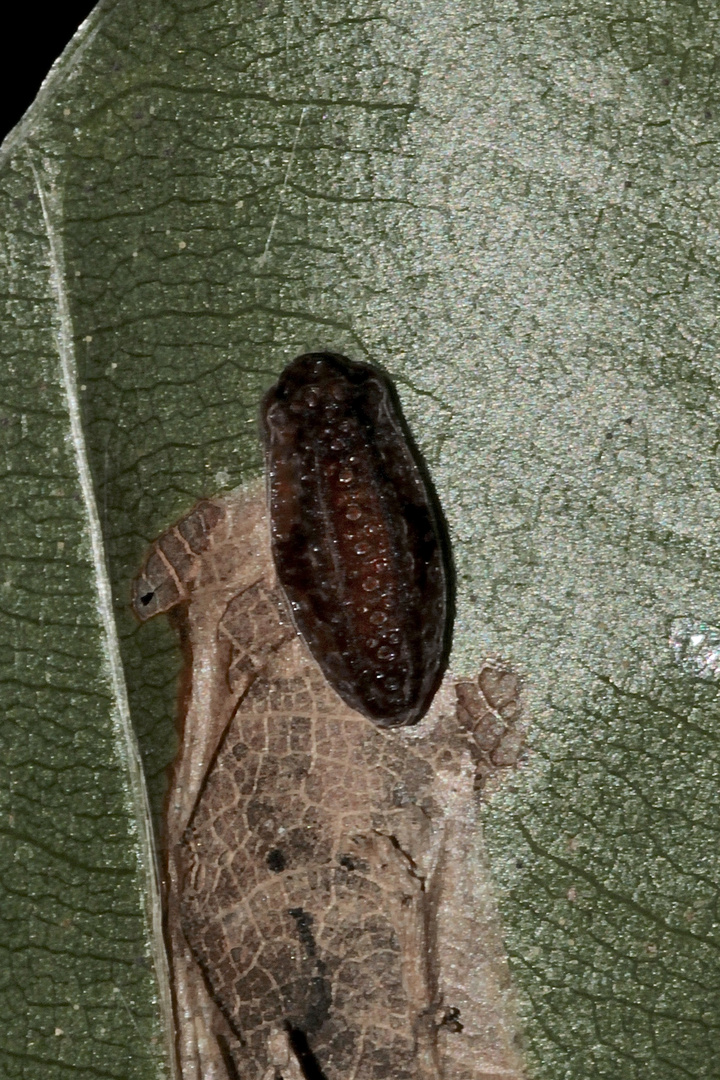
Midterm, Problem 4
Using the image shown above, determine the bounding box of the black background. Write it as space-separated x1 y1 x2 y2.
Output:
1 2 99 143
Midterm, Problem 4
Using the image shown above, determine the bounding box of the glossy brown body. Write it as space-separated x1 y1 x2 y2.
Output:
262 352 451 727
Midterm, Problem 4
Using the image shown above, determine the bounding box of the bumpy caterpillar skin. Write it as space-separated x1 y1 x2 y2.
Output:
262 352 452 728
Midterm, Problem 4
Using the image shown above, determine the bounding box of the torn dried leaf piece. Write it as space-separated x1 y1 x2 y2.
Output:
132 499 226 620
133 481 527 1080
456 668 527 789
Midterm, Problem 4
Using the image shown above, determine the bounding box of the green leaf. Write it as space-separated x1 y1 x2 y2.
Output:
2 1 719 1078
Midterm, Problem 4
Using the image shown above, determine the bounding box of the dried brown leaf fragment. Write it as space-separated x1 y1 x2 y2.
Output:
133 481 528 1079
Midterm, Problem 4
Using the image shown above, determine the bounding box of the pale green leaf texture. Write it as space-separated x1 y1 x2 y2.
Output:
1 1 719 1078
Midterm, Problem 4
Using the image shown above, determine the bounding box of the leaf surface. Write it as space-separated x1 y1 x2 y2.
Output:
1 1 719 1077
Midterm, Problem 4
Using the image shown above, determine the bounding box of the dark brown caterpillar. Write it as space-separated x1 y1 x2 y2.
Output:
262 352 452 727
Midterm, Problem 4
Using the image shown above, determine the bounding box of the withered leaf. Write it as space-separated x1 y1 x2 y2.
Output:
133 481 527 1080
